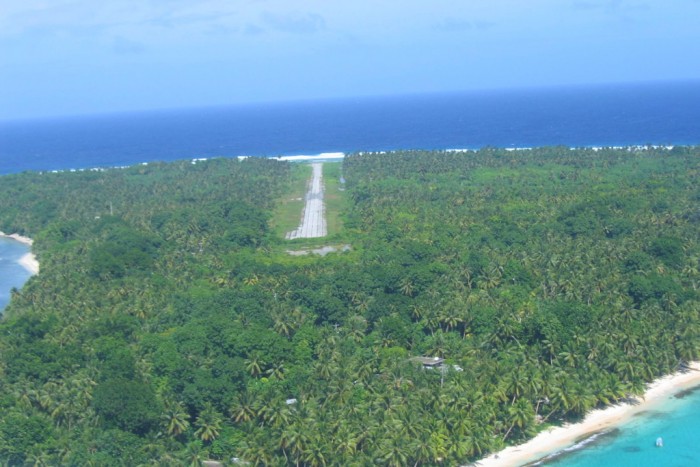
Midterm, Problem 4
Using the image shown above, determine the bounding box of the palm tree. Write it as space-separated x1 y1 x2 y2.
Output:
303 442 328 467
245 352 266 378
266 362 286 380
272 312 293 338
351 292 374 314
162 400 190 437
25 451 53 467
409 435 438 466
333 425 358 458
410 304 425 322
505 370 529 405
541 339 558 365
428 430 448 463
280 421 311 464
502 398 534 441
194 403 222 442
345 315 368 342
439 308 463 332
258 394 292 428
243 274 260 286
445 436 470 463
230 391 257 423
399 277 415 297
378 431 410 467
314 359 337 380
426 332 448 358
421 310 440 336
558 347 578 368
542 383 569 422
241 439 274 466
568 383 597 418
181 441 203 467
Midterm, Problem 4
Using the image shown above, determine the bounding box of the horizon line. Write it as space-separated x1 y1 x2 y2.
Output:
3 77 699 124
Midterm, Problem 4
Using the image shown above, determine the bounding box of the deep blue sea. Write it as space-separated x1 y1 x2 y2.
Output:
1 80 700 463
1 80 700 174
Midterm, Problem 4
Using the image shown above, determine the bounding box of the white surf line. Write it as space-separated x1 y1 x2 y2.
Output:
285 163 327 239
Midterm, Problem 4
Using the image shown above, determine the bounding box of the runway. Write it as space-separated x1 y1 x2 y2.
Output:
285 163 327 239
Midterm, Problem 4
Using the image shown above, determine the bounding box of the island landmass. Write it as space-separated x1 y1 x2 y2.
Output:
0 147 698 465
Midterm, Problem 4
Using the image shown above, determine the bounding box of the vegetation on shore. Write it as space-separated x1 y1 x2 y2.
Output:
270 163 311 239
320 162 350 240
0 147 698 465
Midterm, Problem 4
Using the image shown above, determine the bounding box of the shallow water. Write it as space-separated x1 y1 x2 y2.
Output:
543 387 700 466
0 238 33 312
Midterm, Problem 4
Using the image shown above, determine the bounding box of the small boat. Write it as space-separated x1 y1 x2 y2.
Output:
656 437 663 447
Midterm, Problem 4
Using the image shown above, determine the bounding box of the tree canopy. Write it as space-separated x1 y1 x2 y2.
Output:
0 147 698 465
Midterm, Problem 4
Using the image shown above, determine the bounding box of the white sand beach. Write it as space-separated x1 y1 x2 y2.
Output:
475 362 700 466
0 231 34 246
277 152 345 162
18 253 40 275
1 232 39 274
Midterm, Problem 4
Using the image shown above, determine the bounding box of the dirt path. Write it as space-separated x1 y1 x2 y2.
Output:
285 163 327 239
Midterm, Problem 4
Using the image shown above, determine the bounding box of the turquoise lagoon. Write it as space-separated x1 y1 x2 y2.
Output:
0 237 34 312
541 386 700 466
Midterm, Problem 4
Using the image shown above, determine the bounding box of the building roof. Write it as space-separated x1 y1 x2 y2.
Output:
410 356 445 367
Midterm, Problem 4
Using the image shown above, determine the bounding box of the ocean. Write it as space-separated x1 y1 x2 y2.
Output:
1 80 700 174
0 238 33 312
542 388 700 466
1 80 700 463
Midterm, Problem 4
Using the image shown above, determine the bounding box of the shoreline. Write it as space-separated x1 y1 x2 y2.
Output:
475 362 700 466
4 145 685 177
0 232 39 274
18 253 40 275
0 231 33 246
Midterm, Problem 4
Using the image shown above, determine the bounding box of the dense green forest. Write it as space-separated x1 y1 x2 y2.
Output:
0 147 698 465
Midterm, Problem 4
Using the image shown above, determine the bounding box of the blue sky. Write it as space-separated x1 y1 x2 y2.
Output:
2 0 700 119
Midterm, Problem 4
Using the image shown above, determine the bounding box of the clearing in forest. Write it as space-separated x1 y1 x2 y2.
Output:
285 163 327 239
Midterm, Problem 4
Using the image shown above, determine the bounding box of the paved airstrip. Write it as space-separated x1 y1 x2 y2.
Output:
285 163 327 239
